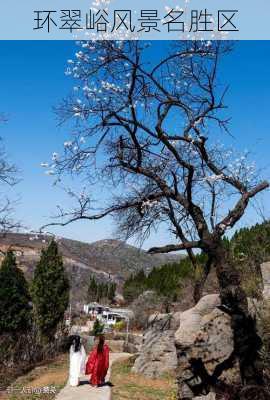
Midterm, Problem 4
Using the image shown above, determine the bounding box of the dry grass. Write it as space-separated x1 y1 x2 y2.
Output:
111 357 177 400
3 354 68 400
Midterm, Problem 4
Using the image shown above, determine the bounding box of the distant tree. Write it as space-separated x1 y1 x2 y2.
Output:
108 282 116 302
31 240 70 340
87 276 116 304
0 250 31 334
231 221 270 266
87 276 98 302
96 282 103 302
123 269 147 303
123 259 193 304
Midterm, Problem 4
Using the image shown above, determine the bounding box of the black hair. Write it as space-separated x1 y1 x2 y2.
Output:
97 335 105 353
70 335 81 352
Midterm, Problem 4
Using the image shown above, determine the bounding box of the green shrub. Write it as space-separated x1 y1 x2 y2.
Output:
92 318 104 336
114 321 126 332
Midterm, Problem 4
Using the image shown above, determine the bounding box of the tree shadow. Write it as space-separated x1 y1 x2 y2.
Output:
79 380 114 387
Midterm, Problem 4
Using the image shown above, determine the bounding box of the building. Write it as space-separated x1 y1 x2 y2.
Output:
83 302 133 327
83 302 109 317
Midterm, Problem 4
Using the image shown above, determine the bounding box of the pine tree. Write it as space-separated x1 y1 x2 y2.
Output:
0 250 31 334
87 276 98 302
108 282 116 302
31 240 70 340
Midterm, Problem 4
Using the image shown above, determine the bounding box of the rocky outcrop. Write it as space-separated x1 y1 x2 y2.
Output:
175 294 240 398
132 263 270 399
261 262 270 299
132 312 180 378
123 333 143 354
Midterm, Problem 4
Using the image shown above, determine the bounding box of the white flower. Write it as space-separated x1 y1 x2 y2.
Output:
52 152 59 161
40 162 49 168
204 174 224 183
65 68 72 76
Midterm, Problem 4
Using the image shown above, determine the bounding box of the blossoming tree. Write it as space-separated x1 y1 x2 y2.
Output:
44 41 269 396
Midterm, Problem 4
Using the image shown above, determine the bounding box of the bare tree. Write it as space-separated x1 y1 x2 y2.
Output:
0 133 20 236
44 41 269 395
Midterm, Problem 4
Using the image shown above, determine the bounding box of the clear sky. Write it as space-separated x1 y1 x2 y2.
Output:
0 41 269 248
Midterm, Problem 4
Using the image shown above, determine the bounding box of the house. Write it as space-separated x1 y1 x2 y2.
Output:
83 302 111 317
83 302 133 326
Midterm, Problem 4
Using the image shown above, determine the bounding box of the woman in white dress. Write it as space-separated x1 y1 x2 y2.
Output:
69 335 86 386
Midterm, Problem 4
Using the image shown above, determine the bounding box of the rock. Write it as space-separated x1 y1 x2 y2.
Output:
175 294 240 399
123 333 143 353
132 312 179 378
123 342 139 354
261 262 270 299
130 290 166 330
194 394 216 400
128 333 143 348
132 265 270 397
106 339 125 353
175 294 220 346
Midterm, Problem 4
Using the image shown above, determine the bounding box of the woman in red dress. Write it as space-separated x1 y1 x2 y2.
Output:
85 335 110 386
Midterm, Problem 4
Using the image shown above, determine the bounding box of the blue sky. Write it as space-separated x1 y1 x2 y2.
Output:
0 41 269 248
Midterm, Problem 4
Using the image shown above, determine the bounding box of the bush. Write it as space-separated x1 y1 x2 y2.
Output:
114 321 126 332
92 319 104 336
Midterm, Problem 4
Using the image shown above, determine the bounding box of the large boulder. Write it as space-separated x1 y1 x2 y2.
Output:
132 312 180 378
175 294 240 399
130 290 166 330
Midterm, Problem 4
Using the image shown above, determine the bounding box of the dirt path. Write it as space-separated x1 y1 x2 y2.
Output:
55 353 132 400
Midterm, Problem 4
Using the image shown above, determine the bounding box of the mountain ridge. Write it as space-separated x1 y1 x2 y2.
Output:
0 233 183 307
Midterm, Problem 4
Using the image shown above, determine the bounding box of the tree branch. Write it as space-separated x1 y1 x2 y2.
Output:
148 241 202 254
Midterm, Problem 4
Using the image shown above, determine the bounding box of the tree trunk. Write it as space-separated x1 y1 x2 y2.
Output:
212 242 264 387
193 255 212 304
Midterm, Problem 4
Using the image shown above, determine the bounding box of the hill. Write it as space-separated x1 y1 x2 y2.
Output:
0 233 182 308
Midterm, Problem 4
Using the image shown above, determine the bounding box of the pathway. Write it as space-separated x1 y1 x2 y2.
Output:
55 352 131 400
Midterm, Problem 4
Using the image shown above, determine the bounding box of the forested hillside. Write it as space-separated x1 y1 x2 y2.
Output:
123 221 270 304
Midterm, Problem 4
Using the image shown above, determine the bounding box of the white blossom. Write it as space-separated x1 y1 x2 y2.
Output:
64 141 73 148
204 174 224 183
45 170 55 176
52 152 59 161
